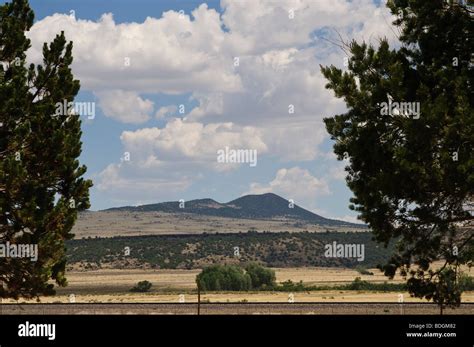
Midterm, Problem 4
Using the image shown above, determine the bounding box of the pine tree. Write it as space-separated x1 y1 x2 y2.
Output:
321 0 473 312
0 0 92 299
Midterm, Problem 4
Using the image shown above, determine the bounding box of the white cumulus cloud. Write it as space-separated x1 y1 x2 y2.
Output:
245 167 331 207
25 1 399 206
95 90 154 124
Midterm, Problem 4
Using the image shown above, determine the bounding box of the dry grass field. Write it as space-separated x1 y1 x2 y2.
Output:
57 266 409 293
3 266 472 306
7 291 473 304
72 211 365 239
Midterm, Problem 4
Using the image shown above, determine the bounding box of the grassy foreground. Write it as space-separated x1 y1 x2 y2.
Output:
4 266 473 305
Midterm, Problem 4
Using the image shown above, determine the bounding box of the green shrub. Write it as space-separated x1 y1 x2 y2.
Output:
196 265 252 291
276 280 306 292
347 277 367 290
130 280 152 292
459 274 474 291
355 265 374 275
343 277 406 291
245 262 276 289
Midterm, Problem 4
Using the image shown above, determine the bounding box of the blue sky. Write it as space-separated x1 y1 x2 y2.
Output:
19 0 397 222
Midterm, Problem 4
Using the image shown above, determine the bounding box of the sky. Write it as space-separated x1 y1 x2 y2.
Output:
19 0 399 221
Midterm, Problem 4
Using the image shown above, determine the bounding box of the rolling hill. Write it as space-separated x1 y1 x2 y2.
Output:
72 193 366 239
103 193 363 227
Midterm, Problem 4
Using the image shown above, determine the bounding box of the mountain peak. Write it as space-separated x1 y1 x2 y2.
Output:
228 192 283 204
